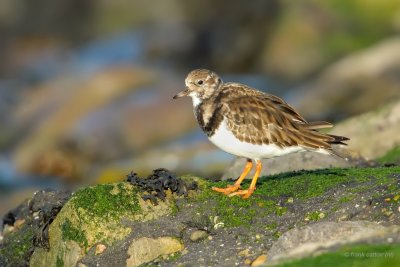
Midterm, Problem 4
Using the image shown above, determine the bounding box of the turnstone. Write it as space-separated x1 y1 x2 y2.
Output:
173 69 349 199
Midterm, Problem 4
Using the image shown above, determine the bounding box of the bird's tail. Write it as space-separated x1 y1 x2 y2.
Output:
327 134 349 146
304 121 333 130
326 134 350 160
304 121 350 159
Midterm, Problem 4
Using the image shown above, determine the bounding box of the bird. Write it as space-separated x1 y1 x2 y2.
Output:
173 69 349 199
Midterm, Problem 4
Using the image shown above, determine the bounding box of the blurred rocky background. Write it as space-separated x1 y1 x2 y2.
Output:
1 0 400 216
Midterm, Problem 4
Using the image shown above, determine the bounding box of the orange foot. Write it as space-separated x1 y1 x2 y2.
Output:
212 185 240 195
212 159 253 195
228 188 255 199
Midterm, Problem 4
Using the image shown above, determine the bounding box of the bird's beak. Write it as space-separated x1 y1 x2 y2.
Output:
173 87 190 99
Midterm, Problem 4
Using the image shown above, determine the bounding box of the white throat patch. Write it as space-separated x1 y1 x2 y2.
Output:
190 93 202 108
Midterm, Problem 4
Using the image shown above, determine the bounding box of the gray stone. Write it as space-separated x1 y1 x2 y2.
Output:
189 230 209 242
221 146 368 180
330 100 400 160
126 237 184 267
266 221 400 266
294 37 400 121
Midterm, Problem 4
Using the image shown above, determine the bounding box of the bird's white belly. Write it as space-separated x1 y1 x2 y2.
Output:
208 120 305 160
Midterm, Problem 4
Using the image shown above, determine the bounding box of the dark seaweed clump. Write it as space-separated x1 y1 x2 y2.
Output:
126 168 197 205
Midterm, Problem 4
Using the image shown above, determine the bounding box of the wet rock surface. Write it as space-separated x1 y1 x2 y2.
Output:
1 166 400 266
0 189 71 267
267 221 400 265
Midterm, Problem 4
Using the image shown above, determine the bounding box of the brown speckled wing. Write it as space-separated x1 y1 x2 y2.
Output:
222 94 339 150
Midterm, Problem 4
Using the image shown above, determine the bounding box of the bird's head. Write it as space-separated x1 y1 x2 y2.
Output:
173 69 222 106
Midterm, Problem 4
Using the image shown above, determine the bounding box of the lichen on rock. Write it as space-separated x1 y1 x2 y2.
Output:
29 182 176 267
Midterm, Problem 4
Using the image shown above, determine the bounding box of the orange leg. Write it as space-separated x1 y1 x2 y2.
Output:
229 160 262 199
212 159 253 195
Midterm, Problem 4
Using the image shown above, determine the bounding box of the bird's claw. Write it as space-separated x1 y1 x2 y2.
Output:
228 188 255 199
212 185 240 195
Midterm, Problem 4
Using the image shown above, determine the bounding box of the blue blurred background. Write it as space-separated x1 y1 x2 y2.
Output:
1 0 400 215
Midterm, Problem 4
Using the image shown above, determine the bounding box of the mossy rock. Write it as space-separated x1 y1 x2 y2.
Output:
191 166 400 228
29 182 176 267
0 223 35 267
2 166 398 266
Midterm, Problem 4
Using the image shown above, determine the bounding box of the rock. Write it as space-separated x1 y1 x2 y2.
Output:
294 37 400 121
251 254 267 267
126 237 184 267
238 248 251 257
330 100 400 159
12 66 155 181
266 221 400 265
190 230 209 242
95 244 107 255
244 258 252 265
2 169 400 266
222 146 368 180
29 182 175 267
261 2 400 81
0 222 35 267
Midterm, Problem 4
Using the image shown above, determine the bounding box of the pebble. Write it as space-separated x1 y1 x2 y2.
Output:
190 230 209 242
238 248 250 257
244 259 252 265
95 244 107 255
251 254 267 266
14 219 25 229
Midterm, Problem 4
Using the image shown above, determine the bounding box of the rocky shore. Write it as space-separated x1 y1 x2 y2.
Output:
1 164 400 266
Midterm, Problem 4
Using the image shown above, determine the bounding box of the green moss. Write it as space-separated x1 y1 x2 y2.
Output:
378 147 400 164
193 183 276 227
165 251 183 262
306 211 324 222
71 182 141 222
61 219 88 248
275 206 288 216
0 225 35 266
276 243 400 267
339 195 354 203
263 167 398 200
170 203 179 216
388 184 398 192
273 231 282 239
194 167 400 228
56 254 64 267
266 222 278 231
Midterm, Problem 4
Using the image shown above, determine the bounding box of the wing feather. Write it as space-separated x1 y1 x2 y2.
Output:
221 94 340 150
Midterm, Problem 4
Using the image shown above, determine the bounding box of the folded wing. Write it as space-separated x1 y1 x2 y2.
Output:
221 94 348 151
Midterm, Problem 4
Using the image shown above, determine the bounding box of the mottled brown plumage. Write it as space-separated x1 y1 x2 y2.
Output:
188 74 347 153
173 69 349 198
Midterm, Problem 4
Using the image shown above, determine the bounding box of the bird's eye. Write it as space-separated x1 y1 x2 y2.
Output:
197 80 203 85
